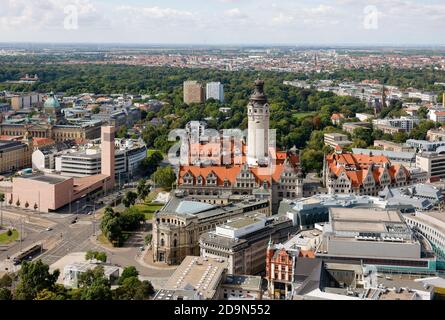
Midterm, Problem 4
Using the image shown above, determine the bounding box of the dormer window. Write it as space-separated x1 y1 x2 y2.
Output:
197 176 204 185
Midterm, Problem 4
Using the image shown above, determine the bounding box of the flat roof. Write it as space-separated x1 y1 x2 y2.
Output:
25 174 71 184
330 208 403 223
223 216 262 230
222 275 262 291
162 256 228 300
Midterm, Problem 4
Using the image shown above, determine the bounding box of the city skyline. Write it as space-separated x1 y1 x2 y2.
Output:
1 0 445 46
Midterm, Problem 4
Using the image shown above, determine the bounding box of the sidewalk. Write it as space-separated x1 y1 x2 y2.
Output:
136 248 177 271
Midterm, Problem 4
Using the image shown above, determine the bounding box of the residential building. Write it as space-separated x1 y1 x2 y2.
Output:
373 117 420 134
266 233 322 299
315 208 437 273
324 133 352 148
206 82 224 103
427 128 445 142
330 113 345 126
428 109 445 123
184 81 205 104
356 113 374 122
0 139 33 174
32 140 77 171
10 93 44 110
199 213 297 275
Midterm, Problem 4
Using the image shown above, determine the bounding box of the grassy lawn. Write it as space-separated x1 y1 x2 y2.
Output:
0 229 19 245
292 112 317 120
147 149 166 157
97 233 114 248
134 203 164 220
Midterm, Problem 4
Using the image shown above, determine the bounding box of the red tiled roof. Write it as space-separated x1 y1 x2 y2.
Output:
327 151 409 187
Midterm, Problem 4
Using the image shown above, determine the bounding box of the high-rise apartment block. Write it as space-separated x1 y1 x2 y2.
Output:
206 82 224 103
184 81 205 104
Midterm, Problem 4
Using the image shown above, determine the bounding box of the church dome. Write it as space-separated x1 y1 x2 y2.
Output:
44 92 61 109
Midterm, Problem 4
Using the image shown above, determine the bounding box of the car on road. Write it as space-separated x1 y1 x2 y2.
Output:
46 227 53 231
71 217 78 224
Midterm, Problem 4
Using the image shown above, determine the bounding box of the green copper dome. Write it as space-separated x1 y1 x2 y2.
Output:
44 92 61 109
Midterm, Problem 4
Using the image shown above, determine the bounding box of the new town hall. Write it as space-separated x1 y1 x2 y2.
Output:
152 80 304 265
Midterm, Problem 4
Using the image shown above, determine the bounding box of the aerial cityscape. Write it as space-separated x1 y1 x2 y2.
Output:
1 0 445 310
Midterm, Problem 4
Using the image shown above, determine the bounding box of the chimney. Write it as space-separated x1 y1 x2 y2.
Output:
101 126 115 189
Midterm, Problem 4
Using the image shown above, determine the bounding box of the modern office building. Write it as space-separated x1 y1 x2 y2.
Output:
373 117 420 134
2 126 116 212
206 82 224 103
199 213 297 275
315 208 437 272
154 256 229 300
404 212 445 261
324 133 352 148
154 256 262 300
407 139 445 152
416 152 445 181
184 81 205 104
58 139 146 179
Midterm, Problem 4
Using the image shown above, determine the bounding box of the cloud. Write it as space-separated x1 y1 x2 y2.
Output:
0 0 443 44
0 0 103 31
224 8 248 19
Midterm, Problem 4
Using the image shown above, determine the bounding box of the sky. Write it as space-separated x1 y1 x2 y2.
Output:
0 0 444 45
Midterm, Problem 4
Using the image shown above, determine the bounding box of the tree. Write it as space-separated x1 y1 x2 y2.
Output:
151 166 176 190
123 191 138 208
0 274 13 288
14 260 60 300
417 107 429 120
0 288 12 300
140 151 164 176
300 149 324 174
352 127 373 147
113 277 154 300
118 266 139 285
34 289 59 301
77 266 112 300
137 179 150 202
85 251 107 263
